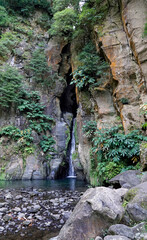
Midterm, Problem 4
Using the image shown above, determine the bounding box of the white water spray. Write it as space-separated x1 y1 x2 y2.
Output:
67 119 76 178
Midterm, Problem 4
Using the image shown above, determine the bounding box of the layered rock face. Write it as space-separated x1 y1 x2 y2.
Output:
0 0 146 181
73 0 147 181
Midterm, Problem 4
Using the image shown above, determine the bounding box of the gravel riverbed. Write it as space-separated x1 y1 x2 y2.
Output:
0 187 84 240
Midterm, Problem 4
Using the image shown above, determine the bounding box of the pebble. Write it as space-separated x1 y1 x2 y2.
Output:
0 188 84 237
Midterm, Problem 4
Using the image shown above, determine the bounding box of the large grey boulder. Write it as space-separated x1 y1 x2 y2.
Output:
108 222 146 240
109 170 141 189
57 187 126 240
124 182 147 222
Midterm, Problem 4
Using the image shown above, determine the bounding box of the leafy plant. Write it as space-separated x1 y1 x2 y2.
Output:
71 42 109 90
40 135 55 153
0 0 52 17
0 31 20 60
0 65 23 109
49 8 77 40
18 91 55 134
0 6 9 27
83 123 147 186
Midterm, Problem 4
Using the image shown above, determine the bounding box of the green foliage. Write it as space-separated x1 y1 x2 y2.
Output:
73 0 108 41
40 135 55 153
0 65 23 109
0 31 20 60
18 91 55 134
0 0 52 17
36 12 51 29
27 47 59 87
0 6 9 27
0 126 33 147
71 42 109 90
120 98 129 104
82 120 97 141
83 123 147 186
49 8 77 40
52 0 79 13
0 91 56 155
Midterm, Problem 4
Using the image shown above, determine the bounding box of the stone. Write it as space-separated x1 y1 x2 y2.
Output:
22 220 31 226
0 227 4 232
13 207 21 212
57 187 125 240
124 182 147 222
5 193 12 199
108 224 134 239
109 170 141 188
0 207 8 212
0 202 7 207
3 214 12 222
95 237 103 240
22 152 46 180
140 143 147 170
49 237 58 240
104 236 130 240
15 195 23 200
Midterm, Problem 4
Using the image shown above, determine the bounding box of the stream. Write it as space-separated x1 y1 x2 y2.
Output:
0 179 87 240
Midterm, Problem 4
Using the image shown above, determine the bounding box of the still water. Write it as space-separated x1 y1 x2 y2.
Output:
0 178 87 191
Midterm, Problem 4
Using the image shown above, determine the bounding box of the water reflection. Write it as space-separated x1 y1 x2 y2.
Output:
0 178 87 191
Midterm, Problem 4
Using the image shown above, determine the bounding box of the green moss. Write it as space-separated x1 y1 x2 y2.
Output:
0 172 6 180
141 201 147 210
124 188 137 202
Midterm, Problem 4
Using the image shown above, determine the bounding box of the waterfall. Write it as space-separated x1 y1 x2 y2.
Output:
67 118 76 178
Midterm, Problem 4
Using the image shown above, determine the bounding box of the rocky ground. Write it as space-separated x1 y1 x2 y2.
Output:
0 187 84 240
54 170 147 240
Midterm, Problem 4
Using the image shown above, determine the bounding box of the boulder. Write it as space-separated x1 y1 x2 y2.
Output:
108 222 146 239
124 182 147 222
140 143 147 170
57 187 125 240
109 170 141 188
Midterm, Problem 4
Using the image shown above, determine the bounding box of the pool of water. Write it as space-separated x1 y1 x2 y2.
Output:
0 178 87 191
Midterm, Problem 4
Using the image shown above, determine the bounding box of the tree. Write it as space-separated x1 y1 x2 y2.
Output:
0 65 23 109
0 6 9 27
49 8 77 40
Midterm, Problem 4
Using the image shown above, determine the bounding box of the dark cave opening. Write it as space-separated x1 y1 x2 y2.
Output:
60 68 78 118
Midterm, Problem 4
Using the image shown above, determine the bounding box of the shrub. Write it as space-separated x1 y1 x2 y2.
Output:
71 42 109 90
0 6 9 27
0 0 52 17
0 65 23 109
26 47 59 87
49 8 77 40
18 91 55 134
40 135 55 153
0 31 20 60
83 123 147 185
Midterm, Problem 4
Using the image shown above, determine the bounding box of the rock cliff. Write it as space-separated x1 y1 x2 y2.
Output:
0 0 146 181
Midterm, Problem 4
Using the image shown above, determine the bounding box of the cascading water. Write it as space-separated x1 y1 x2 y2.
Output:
67 118 76 178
